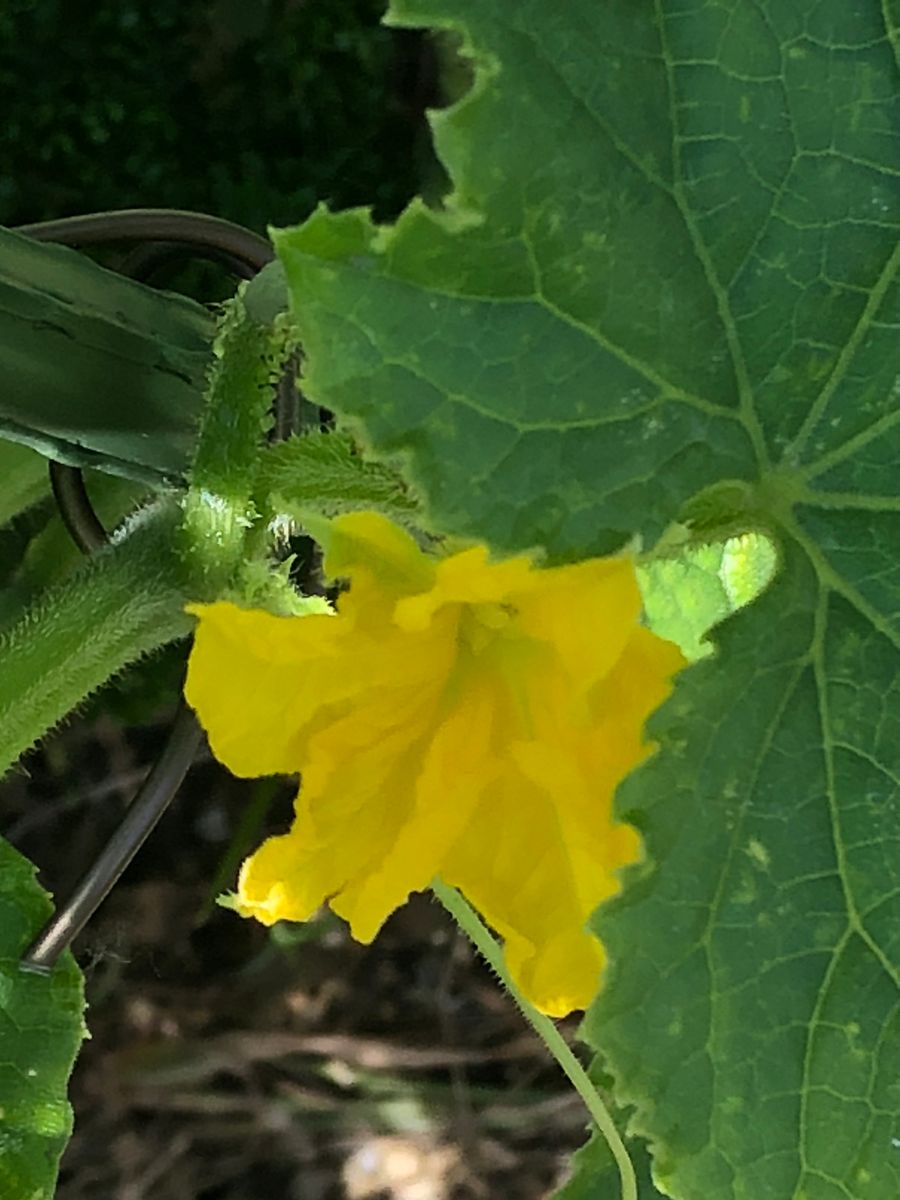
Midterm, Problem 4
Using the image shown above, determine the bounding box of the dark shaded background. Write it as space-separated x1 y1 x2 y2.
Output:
0 0 437 229
0 5 589 1197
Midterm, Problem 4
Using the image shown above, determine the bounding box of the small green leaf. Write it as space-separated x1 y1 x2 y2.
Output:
258 429 420 524
719 532 779 610
0 838 85 1200
639 533 777 662
638 543 729 662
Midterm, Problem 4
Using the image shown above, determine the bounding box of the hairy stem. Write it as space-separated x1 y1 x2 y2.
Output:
0 500 192 779
432 878 637 1200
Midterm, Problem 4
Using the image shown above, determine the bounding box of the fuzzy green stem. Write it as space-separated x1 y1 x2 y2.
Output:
180 292 297 598
432 878 637 1200
0 500 192 779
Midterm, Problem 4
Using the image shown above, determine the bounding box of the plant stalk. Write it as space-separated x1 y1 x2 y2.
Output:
432 878 637 1200
0 499 192 780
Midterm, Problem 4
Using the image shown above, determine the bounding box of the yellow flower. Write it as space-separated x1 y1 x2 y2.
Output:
184 512 685 1017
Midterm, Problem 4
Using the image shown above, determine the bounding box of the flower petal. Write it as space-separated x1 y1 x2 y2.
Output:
236 619 459 934
317 511 434 596
439 758 636 1017
440 624 683 1016
186 510 688 1017
184 600 338 777
513 555 642 695
236 713 433 926
333 671 501 940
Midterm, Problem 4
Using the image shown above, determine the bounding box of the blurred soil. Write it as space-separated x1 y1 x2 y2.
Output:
1 700 590 1199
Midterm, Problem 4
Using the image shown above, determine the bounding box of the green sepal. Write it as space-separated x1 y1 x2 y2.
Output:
257 429 420 525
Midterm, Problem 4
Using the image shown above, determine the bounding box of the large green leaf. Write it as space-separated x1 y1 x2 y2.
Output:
592 542 899 1200
270 2 899 1197
0 838 85 1199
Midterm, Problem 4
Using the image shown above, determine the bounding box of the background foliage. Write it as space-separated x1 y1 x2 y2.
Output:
0 0 435 230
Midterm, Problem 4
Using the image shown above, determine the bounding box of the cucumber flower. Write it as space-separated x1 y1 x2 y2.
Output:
185 511 684 1016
